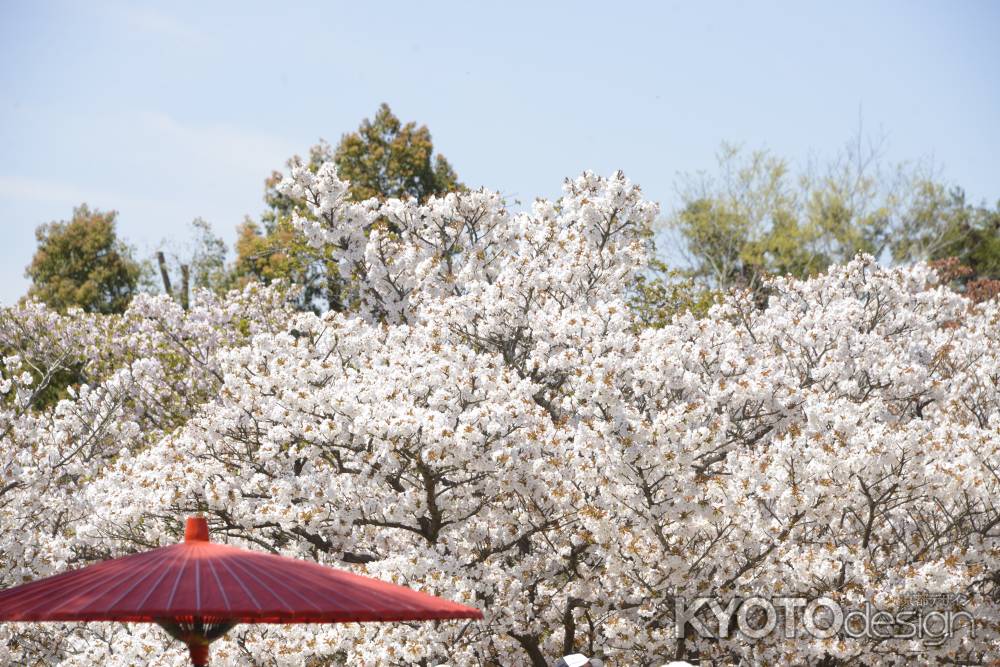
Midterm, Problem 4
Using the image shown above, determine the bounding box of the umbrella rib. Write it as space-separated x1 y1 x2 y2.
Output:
262 558 381 614
224 555 297 614
133 544 190 612
204 557 231 613
10 547 177 618
163 545 193 610
256 555 437 618
0 546 153 600
214 554 262 612
360 576 474 617
90 546 183 614
194 558 201 615
231 554 324 613
0 565 111 616
294 563 431 614
0 559 119 613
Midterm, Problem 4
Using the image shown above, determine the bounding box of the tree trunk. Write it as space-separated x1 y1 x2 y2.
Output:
157 252 172 295
511 632 548 667
180 264 190 310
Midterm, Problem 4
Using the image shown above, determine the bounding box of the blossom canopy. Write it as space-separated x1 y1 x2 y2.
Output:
0 161 998 665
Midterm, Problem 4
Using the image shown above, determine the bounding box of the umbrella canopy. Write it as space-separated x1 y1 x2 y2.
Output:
0 517 482 665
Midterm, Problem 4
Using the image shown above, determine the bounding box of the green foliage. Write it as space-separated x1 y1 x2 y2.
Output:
893 183 1000 275
897 186 1000 302
333 102 462 202
232 216 340 310
628 214 719 324
670 145 819 293
232 104 463 312
667 139 912 296
186 218 229 293
629 258 718 327
960 201 1000 281
234 144 344 311
891 180 967 263
802 141 896 261
25 205 142 314
28 363 85 410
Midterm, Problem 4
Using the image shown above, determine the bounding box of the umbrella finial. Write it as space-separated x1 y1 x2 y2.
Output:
185 516 210 543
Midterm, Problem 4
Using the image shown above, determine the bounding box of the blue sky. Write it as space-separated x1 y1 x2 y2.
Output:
2 0 998 305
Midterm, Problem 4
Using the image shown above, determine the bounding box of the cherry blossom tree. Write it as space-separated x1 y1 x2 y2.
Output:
1 163 997 666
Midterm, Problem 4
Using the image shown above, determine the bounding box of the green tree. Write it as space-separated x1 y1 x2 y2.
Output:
629 258 718 327
231 216 331 305
334 102 462 202
667 138 907 296
25 204 142 313
894 185 1000 301
959 201 1000 285
186 218 228 293
232 104 463 311
889 179 965 263
669 144 823 293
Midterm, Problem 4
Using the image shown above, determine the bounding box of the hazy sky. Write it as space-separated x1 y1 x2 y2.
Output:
2 0 998 305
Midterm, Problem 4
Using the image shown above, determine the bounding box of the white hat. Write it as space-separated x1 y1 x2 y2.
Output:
557 655 591 667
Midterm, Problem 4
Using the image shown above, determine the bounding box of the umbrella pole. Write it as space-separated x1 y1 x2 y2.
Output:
187 641 209 666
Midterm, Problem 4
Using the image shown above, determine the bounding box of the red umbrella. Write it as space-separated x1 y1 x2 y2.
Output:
0 517 482 665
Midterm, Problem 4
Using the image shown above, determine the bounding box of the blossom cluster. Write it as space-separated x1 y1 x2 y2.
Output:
1 164 997 666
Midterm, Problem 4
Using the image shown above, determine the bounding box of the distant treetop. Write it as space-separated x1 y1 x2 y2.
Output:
25 204 141 314
333 102 462 202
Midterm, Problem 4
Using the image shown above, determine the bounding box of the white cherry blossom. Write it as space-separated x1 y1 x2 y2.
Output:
1 163 997 665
